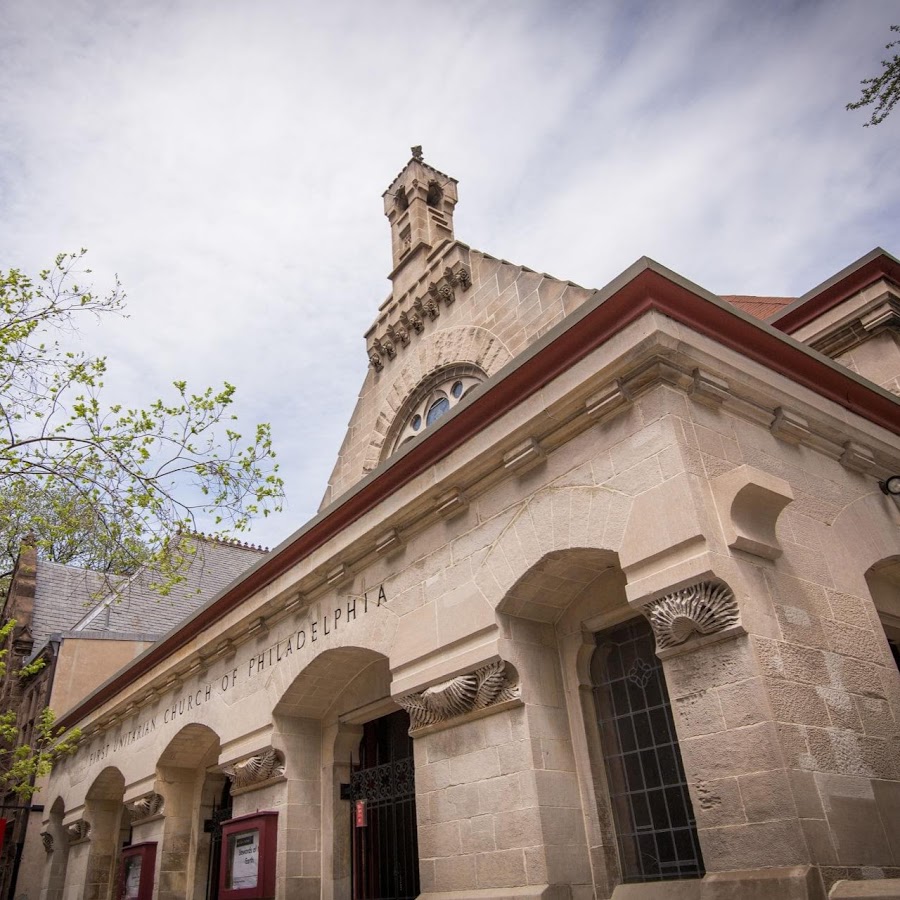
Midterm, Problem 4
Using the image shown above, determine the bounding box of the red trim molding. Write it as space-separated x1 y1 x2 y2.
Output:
58 264 900 729
771 252 900 334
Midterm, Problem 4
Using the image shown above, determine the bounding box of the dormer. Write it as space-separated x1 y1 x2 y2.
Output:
383 147 459 297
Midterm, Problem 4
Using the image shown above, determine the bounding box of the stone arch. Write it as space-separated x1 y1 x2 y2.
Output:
474 483 633 614
273 645 390 720
864 556 900 724
821 490 900 597
79 766 126 900
364 325 513 471
157 722 220 771
41 797 69 900
273 647 393 900
155 724 222 900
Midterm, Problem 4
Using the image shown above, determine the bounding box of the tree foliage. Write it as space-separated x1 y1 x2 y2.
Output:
0 620 81 800
0 250 284 593
847 24 900 126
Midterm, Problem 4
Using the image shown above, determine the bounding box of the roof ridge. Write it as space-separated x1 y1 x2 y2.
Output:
183 531 270 553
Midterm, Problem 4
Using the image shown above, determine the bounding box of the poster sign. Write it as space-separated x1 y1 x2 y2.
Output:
354 800 367 828
219 810 277 899
228 829 260 890
117 843 156 900
122 855 142 899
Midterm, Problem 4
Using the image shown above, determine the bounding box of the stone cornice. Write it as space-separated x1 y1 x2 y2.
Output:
807 287 900 359
56 258 900 732
771 247 900 334
367 260 473 371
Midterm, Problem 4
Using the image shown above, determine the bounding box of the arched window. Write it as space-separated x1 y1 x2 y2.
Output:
591 618 704 884
389 370 483 455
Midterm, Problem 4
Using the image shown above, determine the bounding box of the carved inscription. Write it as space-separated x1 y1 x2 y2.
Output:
79 585 389 766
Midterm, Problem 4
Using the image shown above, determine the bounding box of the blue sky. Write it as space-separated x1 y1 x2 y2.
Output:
1 0 897 550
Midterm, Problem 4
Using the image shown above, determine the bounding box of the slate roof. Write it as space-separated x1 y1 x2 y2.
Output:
30 562 113 644
29 537 266 646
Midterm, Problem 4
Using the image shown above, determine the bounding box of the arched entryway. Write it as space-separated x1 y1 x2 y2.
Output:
154 723 222 900
866 556 900 672
497 546 704 896
350 709 419 900
77 767 126 900
40 797 69 900
274 646 419 900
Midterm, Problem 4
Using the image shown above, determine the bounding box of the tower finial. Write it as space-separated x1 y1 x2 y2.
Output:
411 145 423 162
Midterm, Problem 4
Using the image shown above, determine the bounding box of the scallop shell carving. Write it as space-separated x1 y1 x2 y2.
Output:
645 581 739 651
397 661 520 732
127 792 164 822
66 820 90 842
223 748 285 790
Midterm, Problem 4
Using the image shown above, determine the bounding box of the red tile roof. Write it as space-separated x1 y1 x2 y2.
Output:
721 295 794 320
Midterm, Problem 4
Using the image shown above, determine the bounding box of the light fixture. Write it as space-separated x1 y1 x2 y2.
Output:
880 475 900 496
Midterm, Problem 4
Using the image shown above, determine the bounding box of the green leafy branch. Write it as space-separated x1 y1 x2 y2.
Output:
847 24 900 126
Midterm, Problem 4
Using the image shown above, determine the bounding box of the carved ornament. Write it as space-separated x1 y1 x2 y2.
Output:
643 581 739 652
400 310 424 335
223 748 285 791
41 832 53 853
415 297 440 321
66 819 90 842
387 323 410 347
397 661 519 732
126 792 164 822
374 337 395 360
368 264 471 367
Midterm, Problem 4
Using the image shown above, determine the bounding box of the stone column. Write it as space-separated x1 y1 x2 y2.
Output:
80 801 122 900
404 639 592 900
252 718 320 900
322 722 363 900
155 768 198 900
643 579 822 898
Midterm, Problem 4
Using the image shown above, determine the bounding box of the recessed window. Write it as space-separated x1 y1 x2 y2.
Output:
389 371 484 455
426 180 443 208
592 619 704 883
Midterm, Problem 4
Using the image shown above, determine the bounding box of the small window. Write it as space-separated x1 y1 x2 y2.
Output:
388 371 485 455
426 397 450 426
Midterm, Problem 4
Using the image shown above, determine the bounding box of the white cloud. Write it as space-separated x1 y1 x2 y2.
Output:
1 0 897 548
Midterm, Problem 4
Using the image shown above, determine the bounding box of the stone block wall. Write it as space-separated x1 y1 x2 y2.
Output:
321 245 595 508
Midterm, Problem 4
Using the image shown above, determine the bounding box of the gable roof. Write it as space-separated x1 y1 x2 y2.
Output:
56 251 900 730
30 562 111 645
28 537 266 649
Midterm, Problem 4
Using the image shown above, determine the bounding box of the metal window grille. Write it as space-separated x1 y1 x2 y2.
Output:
592 618 704 883
350 710 419 900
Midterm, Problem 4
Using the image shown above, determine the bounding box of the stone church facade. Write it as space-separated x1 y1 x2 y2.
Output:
31 152 900 899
